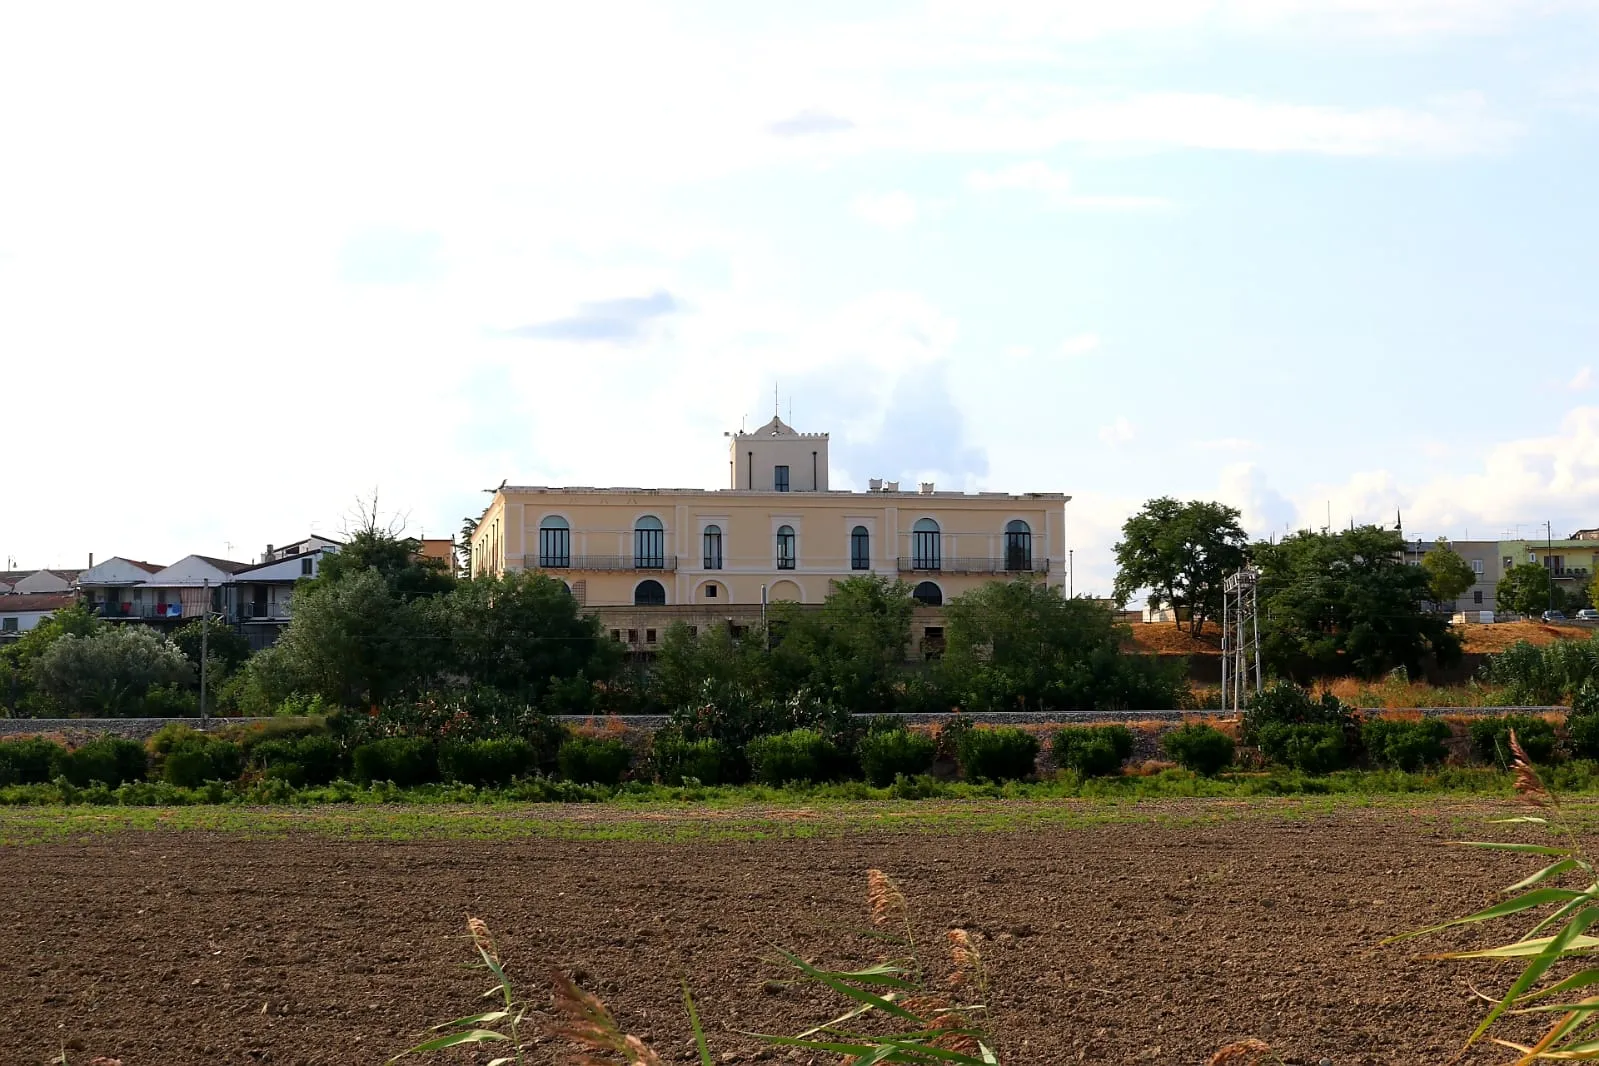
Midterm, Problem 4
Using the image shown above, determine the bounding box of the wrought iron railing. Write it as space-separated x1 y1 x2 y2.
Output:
896 556 1049 575
523 554 678 572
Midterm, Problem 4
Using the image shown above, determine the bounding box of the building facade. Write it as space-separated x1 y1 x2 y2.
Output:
469 417 1069 613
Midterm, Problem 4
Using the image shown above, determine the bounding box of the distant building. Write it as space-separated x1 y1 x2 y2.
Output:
417 538 454 573
470 415 1068 657
0 592 78 635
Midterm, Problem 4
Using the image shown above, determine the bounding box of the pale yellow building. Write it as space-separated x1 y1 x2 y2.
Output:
470 417 1069 615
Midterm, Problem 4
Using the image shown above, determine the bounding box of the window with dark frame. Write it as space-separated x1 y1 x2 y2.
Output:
634 516 665 568
776 525 796 569
611 629 621 642
628 628 638 643
539 516 571 568
851 525 870 570
1004 519 1032 571
703 524 723 569
301 557 313 576
646 628 657 644
706 584 718 598
774 465 790 492
633 579 666 606
1474 590 1484 604
912 518 941 570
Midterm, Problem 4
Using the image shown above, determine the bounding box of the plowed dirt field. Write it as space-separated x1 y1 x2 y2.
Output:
0 804 1553 1065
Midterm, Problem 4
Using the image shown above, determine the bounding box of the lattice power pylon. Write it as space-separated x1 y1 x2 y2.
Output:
1220 567 1263 714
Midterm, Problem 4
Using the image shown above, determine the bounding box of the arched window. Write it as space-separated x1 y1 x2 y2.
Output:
703 525 723 570
1004 519 1032 572
538 515 570 568
912 518 941 570
912 581 943 606
634 515 665 569
634 579 666 605
850 525 870 571
776 525 796 570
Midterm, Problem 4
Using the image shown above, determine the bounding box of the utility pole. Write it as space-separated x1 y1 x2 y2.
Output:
199 578 210 731
1068 549 1073 598
1549 521 1556 615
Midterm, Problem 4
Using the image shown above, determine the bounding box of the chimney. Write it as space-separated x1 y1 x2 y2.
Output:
868 478 883 492
265 544 274 563
884 481 900 493
88 552 94 569
919 482 935 494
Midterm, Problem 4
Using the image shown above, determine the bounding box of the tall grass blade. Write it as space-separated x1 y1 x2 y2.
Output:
1386 888 1588 943
682 982 713 1066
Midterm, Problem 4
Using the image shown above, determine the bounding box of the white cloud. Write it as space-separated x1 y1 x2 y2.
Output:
852 190 920 229
1571 366 1593 392
1098 417 1137 444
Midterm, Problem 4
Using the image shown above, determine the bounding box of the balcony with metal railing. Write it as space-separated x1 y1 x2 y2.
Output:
523 554 678 572
237 601 292 622
1555 566 1592 579
896 556 1049 575
95 601 184 619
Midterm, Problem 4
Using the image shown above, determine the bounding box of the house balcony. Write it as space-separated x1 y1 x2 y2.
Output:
896 556 1050 575
95 601 185 619
522 554 678 572
237 602 292 622
1554 567 1591 580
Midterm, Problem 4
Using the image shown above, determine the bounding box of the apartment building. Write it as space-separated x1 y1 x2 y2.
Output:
470 417 1069 624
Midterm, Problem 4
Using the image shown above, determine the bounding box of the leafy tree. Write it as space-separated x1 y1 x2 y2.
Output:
1113 498 1249 636
30 627 194 716
457 517 478 577
941 580 1186 713
267 568 435 707
0 603 105 715
1498 562 1555 617
429 571 619 702
1253 525 1461 680
1420 538 1477 604
651 622 770 713
767 576 916 711
171 617 252 676
312 528 455 600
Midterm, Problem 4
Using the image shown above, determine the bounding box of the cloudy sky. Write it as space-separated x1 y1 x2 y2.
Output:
3 1 1597 594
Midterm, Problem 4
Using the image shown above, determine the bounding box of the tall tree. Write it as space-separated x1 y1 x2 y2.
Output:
1113 498 1249 636
1498 562 1555 617
430 571 619 702
312 528 455 600
30 627 193 716
767 575 916 711
457 517 479 578
941 580 1185 713
267 568 435 707
1421 538 1478 604
1254 525 1461 680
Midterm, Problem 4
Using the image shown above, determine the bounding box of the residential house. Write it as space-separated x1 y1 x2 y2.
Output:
77 557 166 617
469 415 1068 657
1497 533 1599 612
230 540 338 649
0 592 78 635
418 538 454 572
85 555 249 622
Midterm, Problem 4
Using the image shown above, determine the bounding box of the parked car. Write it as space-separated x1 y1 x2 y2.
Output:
1542 610 1569 623
1578 609 1599 622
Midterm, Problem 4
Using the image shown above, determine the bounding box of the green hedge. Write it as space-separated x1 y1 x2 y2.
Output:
1254 722 1350 774
351 737 438 786
956 728 1039 782
1362 718 1450 771
57 737 149 787
747 729 840 785
252 735 346 787
1162 724 1234 776
0 738 66 786
1052 725 1134 778
557 737 631 785
856 728 937 787
651 735 731 786
439 738 538 787
1470 715 1558 767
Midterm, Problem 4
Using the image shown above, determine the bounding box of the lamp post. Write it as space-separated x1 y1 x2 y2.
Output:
1549 521 1556 616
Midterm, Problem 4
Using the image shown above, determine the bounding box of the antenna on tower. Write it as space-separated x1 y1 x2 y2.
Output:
773 382 779 418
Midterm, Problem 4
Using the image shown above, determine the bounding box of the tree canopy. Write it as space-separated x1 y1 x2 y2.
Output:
1421 538 1478 604
1253 525 1461 680
941 580 1185 713
1113 498 1249 636
1498 562 1555 616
